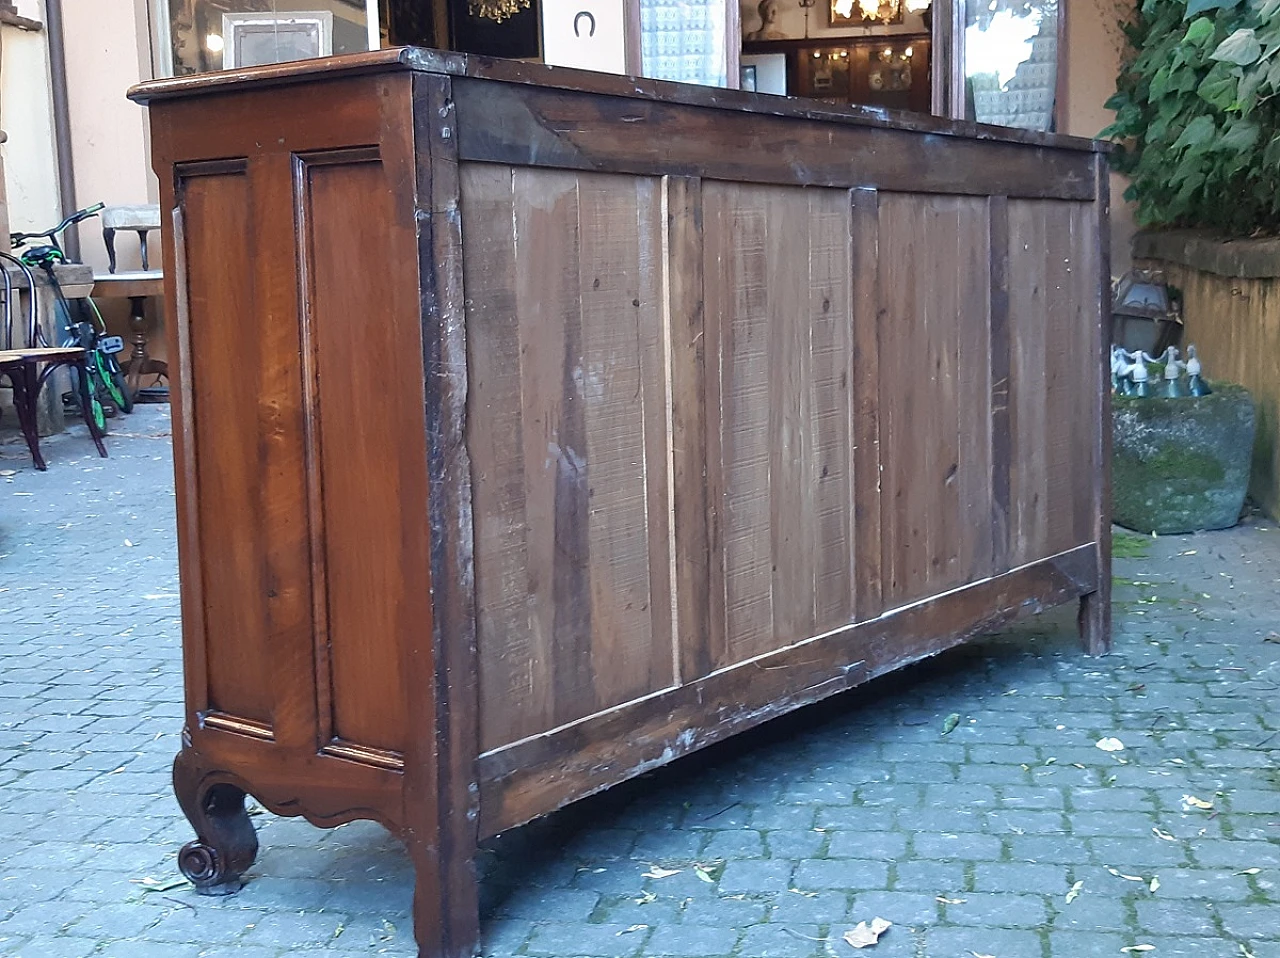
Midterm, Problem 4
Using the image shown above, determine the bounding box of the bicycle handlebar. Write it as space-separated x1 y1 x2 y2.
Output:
9 202 105 248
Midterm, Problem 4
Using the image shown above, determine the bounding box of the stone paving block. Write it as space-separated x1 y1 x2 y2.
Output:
1128 936 1251 957
678 894 768 926
1048 893 1130 932
6 936 100 958
792 859 889 892
496 886 601 921
847 890 938 927
924 924 1043 957
767 889 849 924
764 828 827 859
973 861 1071 895
1219 904 1280 939
1195 841 1280 868
238 909 351 949
718 860 794 894
912 831 1003 861
825 830 906 860
941 892 1048 928
892 860 967 894
526 922 649 957
1048 930 1130 955
645 922 738 956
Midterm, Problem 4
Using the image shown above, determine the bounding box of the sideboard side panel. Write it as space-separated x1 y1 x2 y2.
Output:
179 165 280 728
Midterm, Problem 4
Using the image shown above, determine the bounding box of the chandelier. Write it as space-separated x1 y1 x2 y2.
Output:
833 0 932 24
469 0 531 23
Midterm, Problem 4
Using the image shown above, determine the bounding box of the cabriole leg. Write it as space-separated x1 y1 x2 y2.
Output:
172 745 259 895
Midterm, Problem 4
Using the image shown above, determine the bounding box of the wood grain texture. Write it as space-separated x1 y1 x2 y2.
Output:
877 194 993 609
1008 199 1099 568
703 182 857 668
178 166 277 729
132 46 1106 156
300 155 411 755
850 189 883 621
665 176 714 684
451 80 1098 201
463 164 674 752
478 543 1100 835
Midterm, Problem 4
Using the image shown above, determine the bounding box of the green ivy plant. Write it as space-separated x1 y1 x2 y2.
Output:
1102 0 1280 235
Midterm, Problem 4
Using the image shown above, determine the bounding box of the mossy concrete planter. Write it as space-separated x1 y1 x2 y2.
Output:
1112 384 1255 534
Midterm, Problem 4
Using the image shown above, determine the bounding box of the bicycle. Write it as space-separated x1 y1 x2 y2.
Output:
10 204 134 434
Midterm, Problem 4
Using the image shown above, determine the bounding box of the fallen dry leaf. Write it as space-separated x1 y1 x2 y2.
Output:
843 917 892 949
1108 868 1146 882
1238 868 1262 876
642 866 681 879
1183 794 1214 810
1264 632 1280 645
617 924 648 935
970 952 996 958
1096 737 1125 752
1121 947 1155 954
1149 876 1160 893
1152 827 1177 842
936 895 967 904
942 713 961 735
1065 880 1084 903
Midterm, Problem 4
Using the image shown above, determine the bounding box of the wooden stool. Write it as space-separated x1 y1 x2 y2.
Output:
93 205 167 400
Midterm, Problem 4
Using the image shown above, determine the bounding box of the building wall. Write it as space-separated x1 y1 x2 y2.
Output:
1063 0 1135 277
62 0 156 271
2 0 61 239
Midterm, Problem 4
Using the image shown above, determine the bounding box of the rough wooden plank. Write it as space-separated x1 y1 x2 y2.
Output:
461 164 546 752
988 195 1012 574
576 174 674 709
767 187 815 646
850 188 882 622
807 188 855 632
1008 200 1050 567
512 168 592 729
664 175 714 684
1079 155 1113 656
1042 201 1081 557
714 183 776 665
451 81 1098 201
477 543 1100 836
956 198 994 584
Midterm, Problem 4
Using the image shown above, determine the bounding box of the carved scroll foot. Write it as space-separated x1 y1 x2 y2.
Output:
172 746 259 896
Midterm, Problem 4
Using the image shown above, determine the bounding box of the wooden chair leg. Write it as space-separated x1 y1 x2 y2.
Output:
5 365 48 471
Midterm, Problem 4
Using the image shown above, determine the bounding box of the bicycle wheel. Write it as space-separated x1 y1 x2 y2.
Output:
98 351 134 414
82 361 113 431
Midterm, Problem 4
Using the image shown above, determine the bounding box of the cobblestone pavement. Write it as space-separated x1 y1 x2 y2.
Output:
2 408 1279 958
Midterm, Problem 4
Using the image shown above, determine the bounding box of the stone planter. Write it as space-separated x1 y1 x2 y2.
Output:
1112 384 1255 534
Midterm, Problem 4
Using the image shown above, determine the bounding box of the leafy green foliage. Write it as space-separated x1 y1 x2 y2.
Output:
1103 0 1280 234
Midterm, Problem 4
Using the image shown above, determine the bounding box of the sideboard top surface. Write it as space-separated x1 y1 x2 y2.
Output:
129 46 1105 156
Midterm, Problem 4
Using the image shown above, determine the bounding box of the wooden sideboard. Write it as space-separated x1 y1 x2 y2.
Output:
132 48 1111 958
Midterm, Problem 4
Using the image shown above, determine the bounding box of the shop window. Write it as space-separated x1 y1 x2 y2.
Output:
963 0 1058 131
160 0 376 76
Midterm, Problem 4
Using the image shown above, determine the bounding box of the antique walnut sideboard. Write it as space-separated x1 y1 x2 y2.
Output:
131 47 1111 958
